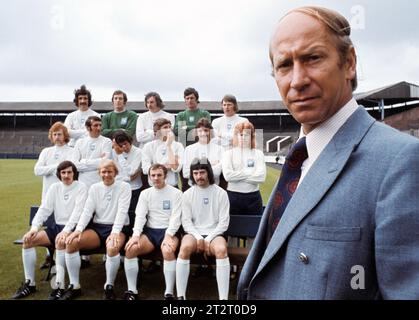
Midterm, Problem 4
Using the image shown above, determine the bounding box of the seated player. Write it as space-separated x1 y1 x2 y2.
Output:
63 160 131 300
123 164 182 300
12 161 87 299
176 158 230 300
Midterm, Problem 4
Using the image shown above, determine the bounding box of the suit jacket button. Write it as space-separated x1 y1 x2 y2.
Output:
299 252 309 264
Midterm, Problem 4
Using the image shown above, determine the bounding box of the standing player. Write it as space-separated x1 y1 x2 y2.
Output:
64 85 100 147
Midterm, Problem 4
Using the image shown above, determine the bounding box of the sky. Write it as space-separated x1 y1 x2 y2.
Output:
1 0 419 102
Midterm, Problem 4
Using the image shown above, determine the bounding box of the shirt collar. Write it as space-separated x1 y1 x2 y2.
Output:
298 97 359 165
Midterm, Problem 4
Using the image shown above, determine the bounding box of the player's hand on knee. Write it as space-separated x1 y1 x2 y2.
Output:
106 233 120 249
56 231 69 247
23 230 37 245
66 231 81 245
125 235 139 251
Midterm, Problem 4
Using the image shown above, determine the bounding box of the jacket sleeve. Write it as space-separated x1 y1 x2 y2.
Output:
375 142 419 299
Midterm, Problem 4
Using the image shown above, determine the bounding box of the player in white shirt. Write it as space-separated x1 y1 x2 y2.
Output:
64 85 100 147
63 160 131 300
34 122 78 200
142 118 184 187
183 118 223 188
12 161 87 300
112 129 143 231
222 121 266 215
211 94 248 150
74 116 112 188
136 92 175 149
176 158 230 300
123 164 182 300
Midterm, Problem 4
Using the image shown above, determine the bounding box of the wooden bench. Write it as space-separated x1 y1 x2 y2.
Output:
17 206 262 282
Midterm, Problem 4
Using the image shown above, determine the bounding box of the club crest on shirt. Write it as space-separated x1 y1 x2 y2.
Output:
227 123 232 130
54 153 59 160
120 117 128 126
161 148 167 156
106 193 112 201
80 117 86 125
64 194 69 201
163 200 171 210
203 197 209 205
189 116 195 123
89 143 96 151
247 159 255 168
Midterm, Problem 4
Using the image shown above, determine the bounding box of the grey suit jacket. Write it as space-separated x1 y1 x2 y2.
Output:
237 107 419 300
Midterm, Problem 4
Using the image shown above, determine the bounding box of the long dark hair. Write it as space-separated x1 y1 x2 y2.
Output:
190 157 215 185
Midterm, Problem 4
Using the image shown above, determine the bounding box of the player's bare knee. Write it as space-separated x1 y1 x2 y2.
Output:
66 242 79 253
214 245 228 259
162 248 175 260
55 240 65 250
22 242 33 249
106 246 119 257
125 247 137 259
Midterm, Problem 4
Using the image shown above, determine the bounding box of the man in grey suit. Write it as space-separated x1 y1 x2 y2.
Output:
238 6 419 300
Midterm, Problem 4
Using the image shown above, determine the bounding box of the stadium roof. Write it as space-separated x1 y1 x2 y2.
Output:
354 81 419 108
1 81 418 113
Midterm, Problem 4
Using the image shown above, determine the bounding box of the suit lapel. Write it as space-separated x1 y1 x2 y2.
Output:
253 107 376 277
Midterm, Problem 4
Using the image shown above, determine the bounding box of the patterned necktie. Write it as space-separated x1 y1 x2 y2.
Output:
267 137 308 244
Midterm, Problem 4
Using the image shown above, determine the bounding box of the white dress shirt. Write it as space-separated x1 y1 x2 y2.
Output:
298 98 359 185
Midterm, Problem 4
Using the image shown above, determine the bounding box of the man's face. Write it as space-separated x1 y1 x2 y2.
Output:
113 94 126 112
60 166 74 186
193 169 209 187
197 127 211 144
237 129 252 148
100 166 116 186
117 140 132 153
222 101 236 117
159 123 172 141
150 168 166 189
88 120 102 138
146 96 160 113
184 94 198 110
77 94 89 111
270 12 356 134
52 129 66 146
